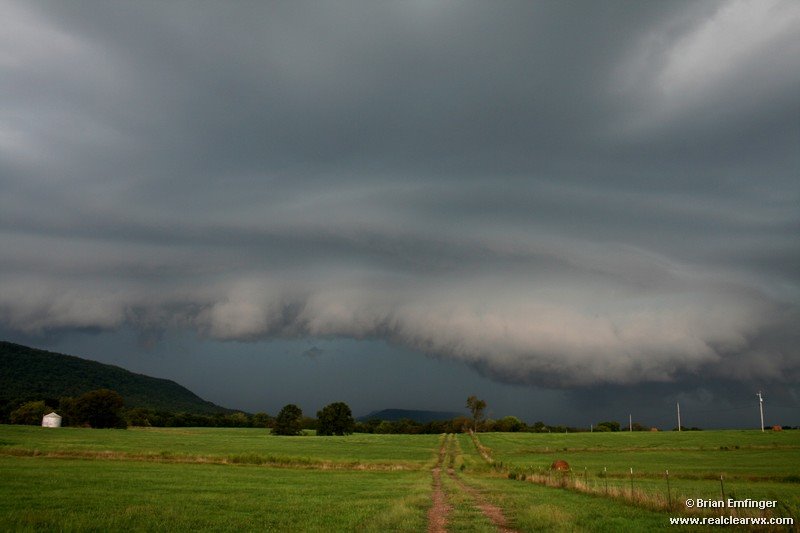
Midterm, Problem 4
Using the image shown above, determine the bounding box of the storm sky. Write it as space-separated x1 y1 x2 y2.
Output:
2 1 798 427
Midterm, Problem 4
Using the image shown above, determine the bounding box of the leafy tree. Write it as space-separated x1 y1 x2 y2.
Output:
495 415 524 432
125 407 152 427
354 418 382 433
252 412 274 428
466 395 487 431
10 400 52 425
530 421 548 432
273 404 303 436
225 412 250 427
595 420 621 432
0 399 15 424
75 389 126 429
375 420 395 434
57 396 79 426
316 402 355 436
449 416 472 433
421 420 449 434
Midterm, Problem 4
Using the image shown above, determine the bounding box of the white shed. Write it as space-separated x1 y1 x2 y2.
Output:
42 412 62 428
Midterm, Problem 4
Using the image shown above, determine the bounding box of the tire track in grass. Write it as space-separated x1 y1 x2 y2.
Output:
428 435 451 533
0 448 416 470
446 470 517 532
446 434 518 533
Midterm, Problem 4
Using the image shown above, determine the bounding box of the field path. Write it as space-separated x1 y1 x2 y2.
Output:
427 436 451 533
446 434 518 533
428 434 518 533
445 468 517 532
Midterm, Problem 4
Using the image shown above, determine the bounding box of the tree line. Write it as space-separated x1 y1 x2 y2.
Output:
5 389 127 429
1 391 357 433
3 392 717 433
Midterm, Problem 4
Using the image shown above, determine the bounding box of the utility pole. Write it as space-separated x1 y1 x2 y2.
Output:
757 391 764 432
629 413 632 432
677 402 681 432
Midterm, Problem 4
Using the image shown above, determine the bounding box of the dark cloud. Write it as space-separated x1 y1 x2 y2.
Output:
1 0 798 400
566 379 800 429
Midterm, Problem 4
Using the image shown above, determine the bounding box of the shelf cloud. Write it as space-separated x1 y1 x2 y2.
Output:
1 0 798 389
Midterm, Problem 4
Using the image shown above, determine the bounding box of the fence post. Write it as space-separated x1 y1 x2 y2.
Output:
666 469 671 509
630 467 634 498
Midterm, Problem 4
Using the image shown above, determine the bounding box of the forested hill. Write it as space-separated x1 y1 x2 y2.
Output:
0 341 232 414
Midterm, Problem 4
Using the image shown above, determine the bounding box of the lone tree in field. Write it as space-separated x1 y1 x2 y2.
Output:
273 404 304 436
75 389 126 429
316 402 355 436
466 395 486 432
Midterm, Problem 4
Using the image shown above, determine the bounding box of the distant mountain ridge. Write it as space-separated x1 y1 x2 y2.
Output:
0 341 233 414
358 408 464 423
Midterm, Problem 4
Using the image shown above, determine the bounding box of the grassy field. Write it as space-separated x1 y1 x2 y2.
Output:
475 430 800 478
0 426 437 531
1 425 799 531
0 456 429 531
459 430 800 527
0 425 438 467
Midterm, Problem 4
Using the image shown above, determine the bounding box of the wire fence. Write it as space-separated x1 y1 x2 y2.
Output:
467 433 799 523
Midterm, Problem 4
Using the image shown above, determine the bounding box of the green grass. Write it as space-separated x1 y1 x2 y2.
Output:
0 426 439 531
462 431 800 525
0 456 429 532
477 430 800 478
457 474 694 532
451 433 692 531
435 434 497 532
2 425 799 531
439 469 497 532
0 425 439 467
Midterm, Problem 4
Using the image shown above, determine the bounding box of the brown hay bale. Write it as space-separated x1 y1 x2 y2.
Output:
772 425 782 432
650 427 659 432
550 459 570 471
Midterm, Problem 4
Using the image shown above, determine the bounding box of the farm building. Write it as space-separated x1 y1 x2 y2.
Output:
42 412 62 428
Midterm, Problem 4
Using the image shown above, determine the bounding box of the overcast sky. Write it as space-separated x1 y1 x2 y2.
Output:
2 1 798 427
